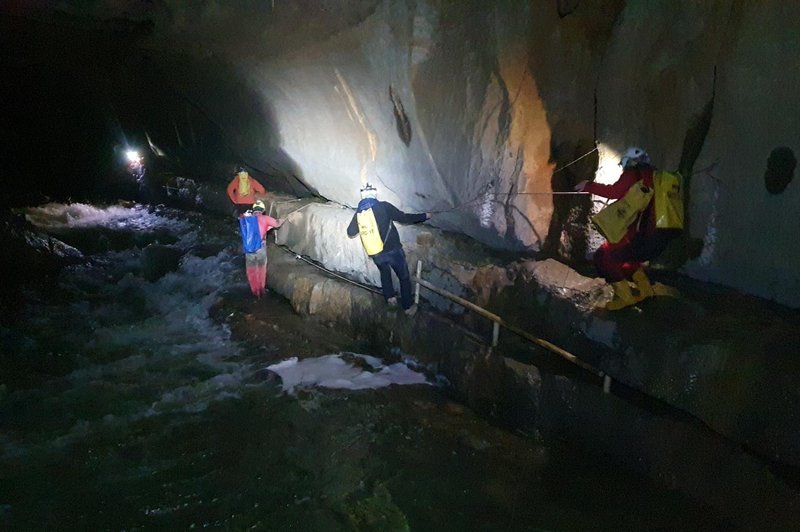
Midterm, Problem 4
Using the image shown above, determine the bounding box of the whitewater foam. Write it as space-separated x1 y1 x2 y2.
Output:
266 353 429 394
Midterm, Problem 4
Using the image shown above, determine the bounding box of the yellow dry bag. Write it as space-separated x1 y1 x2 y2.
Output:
653 170 684 230
237 172 251 197
590 180 654 244
356 208 385 255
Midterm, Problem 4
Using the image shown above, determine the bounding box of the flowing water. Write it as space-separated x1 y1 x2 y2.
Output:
0 203 730 530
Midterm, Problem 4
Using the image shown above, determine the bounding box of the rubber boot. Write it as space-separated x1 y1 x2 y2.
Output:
652 283 681 298
632 268 654 300
246 266 261 297
257 266 268 295
606 281 638 311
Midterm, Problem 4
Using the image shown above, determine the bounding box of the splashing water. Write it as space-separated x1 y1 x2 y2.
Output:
24 202 179 232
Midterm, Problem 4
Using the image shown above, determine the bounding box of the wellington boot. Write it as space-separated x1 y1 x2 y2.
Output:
606 281 639 311
652 282 681 298
632 268 655 300
245 266 261 297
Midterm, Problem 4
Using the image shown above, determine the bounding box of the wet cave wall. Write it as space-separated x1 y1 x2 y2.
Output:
145 0 559 250
2 1 799 307
147 0 799 307
679 3 800 306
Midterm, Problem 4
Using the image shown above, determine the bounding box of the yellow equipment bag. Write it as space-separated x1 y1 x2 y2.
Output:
237 172 251 197
653 170 684 230
590 180 654 244
356 208 385 255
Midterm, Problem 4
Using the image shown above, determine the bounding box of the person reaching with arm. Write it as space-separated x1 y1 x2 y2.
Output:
240 200 281 299
347 183 430 316
574 146 680 310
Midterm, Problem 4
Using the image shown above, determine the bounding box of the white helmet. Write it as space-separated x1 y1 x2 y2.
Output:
360 183 378 199
619 146 651 168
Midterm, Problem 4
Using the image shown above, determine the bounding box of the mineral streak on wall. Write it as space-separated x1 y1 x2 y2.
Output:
4 0 799 307
497 45 555 248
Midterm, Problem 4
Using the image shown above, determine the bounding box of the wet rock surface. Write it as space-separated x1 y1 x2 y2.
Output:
263 229 800 529
140 243 183 281
516 259 800 470
267 195 800 473
208 286 730 531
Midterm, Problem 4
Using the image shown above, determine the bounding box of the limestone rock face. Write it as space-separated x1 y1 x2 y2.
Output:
147 1 558 252
683 4 800 307
7 1 799 307
147 0 799 307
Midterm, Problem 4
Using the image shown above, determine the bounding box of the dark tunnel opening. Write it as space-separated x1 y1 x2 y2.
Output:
0 14 250 209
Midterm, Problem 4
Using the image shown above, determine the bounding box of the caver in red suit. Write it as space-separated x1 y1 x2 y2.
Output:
241 201 281 299
227 167 267 215
575 147 679 310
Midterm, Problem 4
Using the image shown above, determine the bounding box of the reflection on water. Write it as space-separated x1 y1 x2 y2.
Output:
0 203 729 530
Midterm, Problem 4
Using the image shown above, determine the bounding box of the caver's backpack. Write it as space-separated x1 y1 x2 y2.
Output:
590 180 654 244
239 214 263 253
357 206 386 256
652 170 684 230
591 170 684 243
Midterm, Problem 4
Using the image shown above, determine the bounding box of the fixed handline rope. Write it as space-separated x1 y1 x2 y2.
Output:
268 200 382 294
267 146 602 281
429 146 598 214
273 242 382 295
277 201 315 219
267 197 333 226
271 206 596 299
264 146 602 218
551 145 598 172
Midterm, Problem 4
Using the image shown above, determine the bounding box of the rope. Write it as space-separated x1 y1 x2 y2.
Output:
429 146 598 214
502 191 588 196
246 146 601 218
278 201 315 220
428 190 590 214
265 197 380 294
428 149 721 216
552 146 598 174
271 233 607 381
270 199 323 250
273 236 602 377
273 242 382 295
